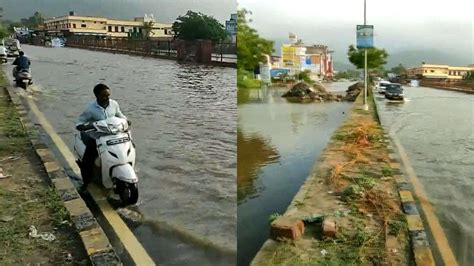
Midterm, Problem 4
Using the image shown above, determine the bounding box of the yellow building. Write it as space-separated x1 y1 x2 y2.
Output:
44 12 173 38
407 64 474 80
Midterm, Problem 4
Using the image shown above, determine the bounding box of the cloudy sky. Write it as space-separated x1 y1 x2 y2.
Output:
238 0 473 67
0 0 236 24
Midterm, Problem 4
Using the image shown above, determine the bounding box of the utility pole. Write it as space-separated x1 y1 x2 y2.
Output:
363 0 368 111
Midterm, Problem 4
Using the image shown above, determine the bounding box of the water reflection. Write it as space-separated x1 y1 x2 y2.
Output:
237 85 352 266
237 130 280 202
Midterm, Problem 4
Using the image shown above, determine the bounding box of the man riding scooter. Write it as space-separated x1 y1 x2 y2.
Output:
12 51 33 89
12 51 31 77
75 83 131 191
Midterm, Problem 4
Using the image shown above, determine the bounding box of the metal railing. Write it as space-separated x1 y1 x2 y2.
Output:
65 36 235 63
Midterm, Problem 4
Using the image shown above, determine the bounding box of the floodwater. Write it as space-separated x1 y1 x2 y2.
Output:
7 45 236 265
374 86 474 265
237 84 352 265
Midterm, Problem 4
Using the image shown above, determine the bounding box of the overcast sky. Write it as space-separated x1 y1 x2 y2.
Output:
238 0 473 66
0 0 236 24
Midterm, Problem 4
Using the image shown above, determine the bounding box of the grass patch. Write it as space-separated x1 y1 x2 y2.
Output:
238 68 262 89
388 213 408 236
40 187 70 226
382 165 393 176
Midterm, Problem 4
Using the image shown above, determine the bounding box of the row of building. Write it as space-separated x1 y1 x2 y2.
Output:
35 11 237 42
407 64 474 80
268 33 334 81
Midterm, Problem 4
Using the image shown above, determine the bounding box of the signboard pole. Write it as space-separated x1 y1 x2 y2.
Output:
363 0 368 111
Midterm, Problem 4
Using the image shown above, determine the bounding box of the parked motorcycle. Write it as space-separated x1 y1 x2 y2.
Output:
74 117 139 206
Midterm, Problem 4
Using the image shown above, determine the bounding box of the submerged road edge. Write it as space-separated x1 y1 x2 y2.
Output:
373 93 457 265
4 84 122 265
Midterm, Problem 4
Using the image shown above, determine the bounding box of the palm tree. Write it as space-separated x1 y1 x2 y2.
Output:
142 21 155 39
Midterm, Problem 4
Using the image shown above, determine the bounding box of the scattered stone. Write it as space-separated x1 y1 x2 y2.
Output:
117 207 144 225
270 216 305 241
322 219 337 238
320 249 328 256
380 176 393 181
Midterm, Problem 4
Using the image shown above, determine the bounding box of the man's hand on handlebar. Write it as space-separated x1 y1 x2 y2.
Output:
76 123 93 131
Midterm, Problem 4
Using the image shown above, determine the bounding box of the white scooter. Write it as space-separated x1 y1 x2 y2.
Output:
74 117 139 206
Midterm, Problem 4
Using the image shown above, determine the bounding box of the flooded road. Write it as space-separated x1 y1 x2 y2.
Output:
12 45 236 265
237 84 352 265
374 86 474 265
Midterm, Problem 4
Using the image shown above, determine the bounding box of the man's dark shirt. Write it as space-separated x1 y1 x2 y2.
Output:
12 55 30 70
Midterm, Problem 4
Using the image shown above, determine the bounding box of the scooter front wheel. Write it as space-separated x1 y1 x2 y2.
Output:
116 180 138 206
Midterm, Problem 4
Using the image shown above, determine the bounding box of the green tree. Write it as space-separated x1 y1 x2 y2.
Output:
298 70 313 83
7 22 24 33
390 63 407 75
142 21 155 39
0 27 9 39
335 69 361 80
172 11 227 42
237 9 274 71
347 45 389 70
19 11 45 28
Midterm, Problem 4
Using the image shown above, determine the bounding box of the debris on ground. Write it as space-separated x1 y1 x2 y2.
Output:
0 167 12 179
0 155 21 162
1 215 15 222
282 82 342 102
343 82 364 101
320 249 329 256
28 225 56 241
321 219 337 238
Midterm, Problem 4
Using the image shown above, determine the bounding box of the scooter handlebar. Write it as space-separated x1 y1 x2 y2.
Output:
76 123 95 131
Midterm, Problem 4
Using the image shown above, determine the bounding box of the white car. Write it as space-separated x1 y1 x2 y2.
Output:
377 81 391 94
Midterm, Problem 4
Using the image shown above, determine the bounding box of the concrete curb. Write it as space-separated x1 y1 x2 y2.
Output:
372 94 435 266
3 85 121 265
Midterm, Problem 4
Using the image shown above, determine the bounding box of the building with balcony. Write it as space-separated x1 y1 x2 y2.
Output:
44 11 173 39
407 64 474 80
280 33 334 80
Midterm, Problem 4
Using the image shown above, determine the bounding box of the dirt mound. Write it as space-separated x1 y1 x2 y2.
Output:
282 82 342 102
343 82 364 101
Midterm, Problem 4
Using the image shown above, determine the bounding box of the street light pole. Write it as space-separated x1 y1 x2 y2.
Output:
363 0 369 110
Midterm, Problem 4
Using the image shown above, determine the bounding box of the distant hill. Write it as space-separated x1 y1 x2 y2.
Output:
386 49 471 68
